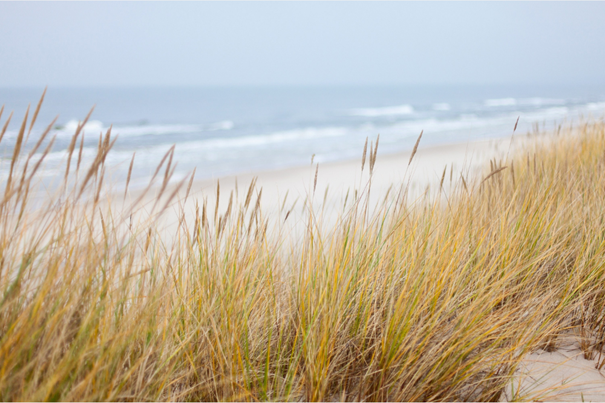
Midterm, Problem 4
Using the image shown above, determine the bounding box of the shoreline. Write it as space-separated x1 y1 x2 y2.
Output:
107 131 539 271
182 134 521 216
119 132 533 241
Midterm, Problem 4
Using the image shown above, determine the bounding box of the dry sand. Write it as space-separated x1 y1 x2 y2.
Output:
503 335 605 402
155 134 520 235
123 136 506 247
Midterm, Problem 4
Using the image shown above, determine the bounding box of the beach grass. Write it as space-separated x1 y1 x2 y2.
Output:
1 95 605 401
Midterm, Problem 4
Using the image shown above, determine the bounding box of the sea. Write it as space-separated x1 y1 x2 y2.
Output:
1 85 605 189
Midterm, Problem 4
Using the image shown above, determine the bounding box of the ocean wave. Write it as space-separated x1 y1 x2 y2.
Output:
485 97 567 108
208 120 234 131
12 99 604 182
3 119 107 140
112 121 233 137
17 126 348 169
112 124 202 137
350 104 414 117
587 102 605 111
389 116 498 135
181 126 348 150
22 146 99 164
64 119 104 133
519 98 566 107
52 121 234 139
484 98 517 107
517 107 569 120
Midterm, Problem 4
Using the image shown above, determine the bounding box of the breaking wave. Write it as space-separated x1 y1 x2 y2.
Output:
349 104 414 117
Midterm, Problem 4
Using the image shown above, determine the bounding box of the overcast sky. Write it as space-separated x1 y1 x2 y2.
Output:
1 2 604 87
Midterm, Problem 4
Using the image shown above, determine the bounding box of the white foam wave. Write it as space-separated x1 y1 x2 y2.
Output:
112 124 202 137
53 121 234 139
103 121 233 137
485 97 567 108
12 126 347 173
62 127 348 172
587 102 605 111
389 116 498 135
184 126 347 150
350 104 414 117
518 98 565 107
64 119 104 133
25 146 99 164
485 98 517 107
113 121 233 137
208 120 234 131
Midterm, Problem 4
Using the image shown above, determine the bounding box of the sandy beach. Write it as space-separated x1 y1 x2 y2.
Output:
504 337 605 401
135 134 521 240
192 136 505 213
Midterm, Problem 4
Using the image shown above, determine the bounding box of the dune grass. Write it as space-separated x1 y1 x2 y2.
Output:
1 94 605 401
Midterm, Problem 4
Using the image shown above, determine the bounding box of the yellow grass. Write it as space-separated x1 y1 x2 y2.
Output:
1 94 605 401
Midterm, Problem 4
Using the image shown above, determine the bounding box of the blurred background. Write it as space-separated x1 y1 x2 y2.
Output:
1 2 604 186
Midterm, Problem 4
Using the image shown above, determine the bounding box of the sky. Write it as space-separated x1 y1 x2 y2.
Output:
1 2 605 87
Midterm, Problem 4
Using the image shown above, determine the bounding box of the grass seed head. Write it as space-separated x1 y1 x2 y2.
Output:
408 130 423 166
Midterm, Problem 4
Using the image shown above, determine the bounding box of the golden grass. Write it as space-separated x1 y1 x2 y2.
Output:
1 94 605 401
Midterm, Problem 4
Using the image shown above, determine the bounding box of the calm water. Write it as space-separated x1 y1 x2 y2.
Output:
1 85 605 188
